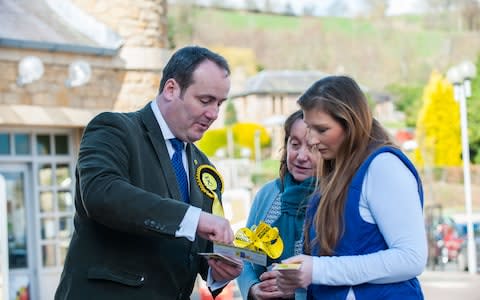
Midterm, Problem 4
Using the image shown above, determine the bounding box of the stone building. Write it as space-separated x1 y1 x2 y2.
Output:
0 0 168 299
230 70 328 158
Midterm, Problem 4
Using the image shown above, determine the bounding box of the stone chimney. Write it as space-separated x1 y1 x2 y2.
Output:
70 0 168 48
70 0 170 111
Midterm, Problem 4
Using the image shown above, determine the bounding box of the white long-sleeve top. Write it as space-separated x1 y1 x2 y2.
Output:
311 153 428 293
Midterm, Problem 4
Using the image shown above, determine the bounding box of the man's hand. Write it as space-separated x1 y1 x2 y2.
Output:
197 212 234 244
276 255 313 295
248 270 292 299
208 257 243 282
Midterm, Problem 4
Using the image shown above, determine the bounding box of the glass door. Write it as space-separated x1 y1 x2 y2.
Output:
0 166 36 300
1 174 9 300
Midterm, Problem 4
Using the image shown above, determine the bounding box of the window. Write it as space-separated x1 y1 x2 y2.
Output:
5 171 28 269
55 135 69 155
37 165 74 267
0 130 75 269
36 135 51 155
14 134 31 155
0 133 10 154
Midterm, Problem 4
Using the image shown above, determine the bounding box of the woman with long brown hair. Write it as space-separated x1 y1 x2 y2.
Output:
277 76 427 300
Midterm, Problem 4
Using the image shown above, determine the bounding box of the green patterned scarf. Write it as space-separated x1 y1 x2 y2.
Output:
271 173 316 262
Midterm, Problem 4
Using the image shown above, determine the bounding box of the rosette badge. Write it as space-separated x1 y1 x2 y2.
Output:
233 221 284 259
195 165 224 217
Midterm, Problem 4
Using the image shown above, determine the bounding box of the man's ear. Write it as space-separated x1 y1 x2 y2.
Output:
163 78 180 101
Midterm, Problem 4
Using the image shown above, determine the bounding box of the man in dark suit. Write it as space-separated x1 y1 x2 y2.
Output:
55 46 243 299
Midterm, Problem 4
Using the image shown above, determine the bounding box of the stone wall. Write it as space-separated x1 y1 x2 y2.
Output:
0 0 169 113
69 0 170 111
0 49 165 113
70 0 168 48
0 49 126 110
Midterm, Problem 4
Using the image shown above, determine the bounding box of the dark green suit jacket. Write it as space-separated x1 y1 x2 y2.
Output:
55 104 222 299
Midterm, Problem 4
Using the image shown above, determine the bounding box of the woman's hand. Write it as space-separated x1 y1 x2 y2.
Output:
249 270 293 299
276 255 313 295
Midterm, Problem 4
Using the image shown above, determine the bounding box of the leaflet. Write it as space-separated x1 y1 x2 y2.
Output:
197 252 242 267
271 263 301 271
213 243 267 266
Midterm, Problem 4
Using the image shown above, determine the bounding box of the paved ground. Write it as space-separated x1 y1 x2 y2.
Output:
420 269 480 300
193 265 480 300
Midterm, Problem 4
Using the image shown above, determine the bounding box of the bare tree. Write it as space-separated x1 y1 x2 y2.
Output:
284 2 295 16
460 0 480 31
302 3 317 16
423 0 456 30
244 0 260 13
366 0 386 19
425 0 454 13
326 1 347 17
210 0 224 9
168 0 197 47
264 0 273 14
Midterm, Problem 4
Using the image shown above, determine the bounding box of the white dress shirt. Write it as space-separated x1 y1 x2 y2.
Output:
150 100 201 241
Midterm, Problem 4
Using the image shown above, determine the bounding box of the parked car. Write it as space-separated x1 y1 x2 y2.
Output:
453 214 480 272
430 219 464 269
455 235 480 272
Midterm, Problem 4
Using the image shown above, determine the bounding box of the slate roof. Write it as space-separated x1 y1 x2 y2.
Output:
230 70 329 98
0 0 122 55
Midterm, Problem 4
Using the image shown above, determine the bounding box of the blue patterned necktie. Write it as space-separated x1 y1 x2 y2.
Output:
170 138 189 203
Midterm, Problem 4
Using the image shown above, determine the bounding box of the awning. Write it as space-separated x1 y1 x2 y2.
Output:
0 104 102 128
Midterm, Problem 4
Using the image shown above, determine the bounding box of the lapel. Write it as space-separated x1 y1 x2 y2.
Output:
186 144 207 209
140 104 183 202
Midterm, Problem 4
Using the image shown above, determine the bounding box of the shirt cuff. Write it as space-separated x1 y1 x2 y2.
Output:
175 206 201 241
312 256 322 285
207 267 229 291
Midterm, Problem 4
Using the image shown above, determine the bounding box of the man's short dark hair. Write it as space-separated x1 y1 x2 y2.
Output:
159 46 231 94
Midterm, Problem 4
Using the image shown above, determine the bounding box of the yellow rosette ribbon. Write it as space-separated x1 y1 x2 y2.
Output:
195 165 224 217
233 221 284 259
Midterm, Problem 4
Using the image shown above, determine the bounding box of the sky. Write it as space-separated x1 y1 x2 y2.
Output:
180 0 427 17
386 0 427 16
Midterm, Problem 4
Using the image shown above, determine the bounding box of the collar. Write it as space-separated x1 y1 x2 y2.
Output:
150 99 176 142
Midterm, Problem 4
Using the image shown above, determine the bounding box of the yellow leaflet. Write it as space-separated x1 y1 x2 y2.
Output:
233 221 283 259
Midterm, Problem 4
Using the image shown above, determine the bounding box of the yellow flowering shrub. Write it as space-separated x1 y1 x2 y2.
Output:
415 70 461 167
196 123 271 159
232 122 271 156
210 46 258 76
196 128 228 156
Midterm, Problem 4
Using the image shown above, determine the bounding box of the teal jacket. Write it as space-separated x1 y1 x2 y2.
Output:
237 178 310 300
